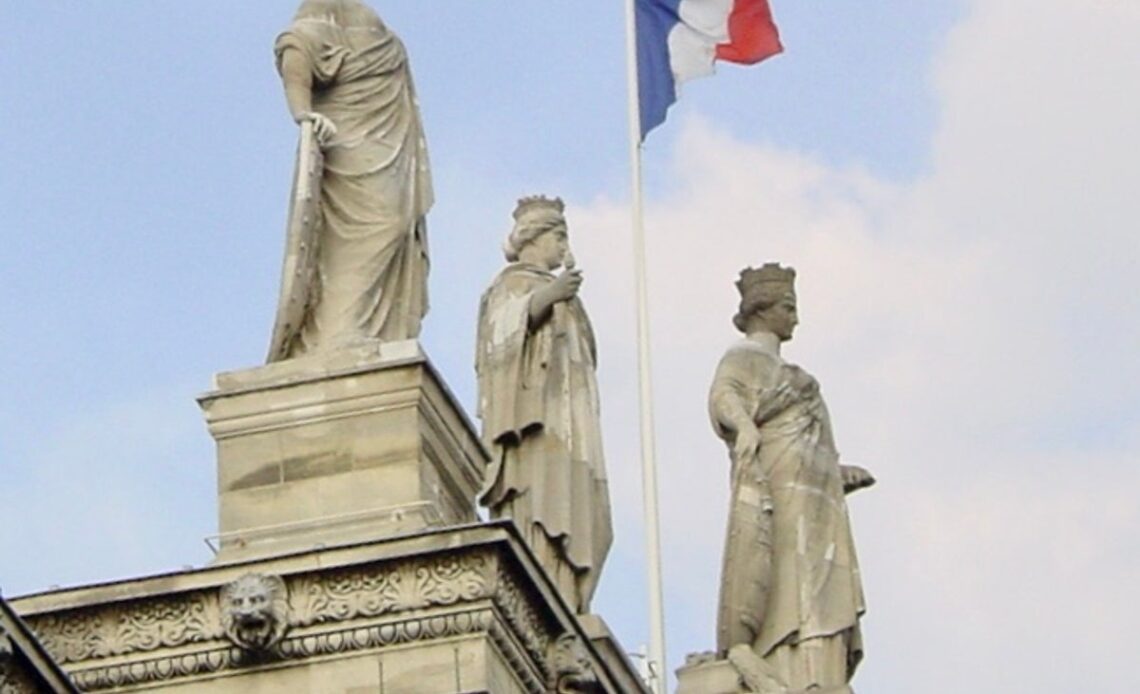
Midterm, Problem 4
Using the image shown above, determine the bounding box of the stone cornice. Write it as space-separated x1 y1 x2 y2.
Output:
12 524 635 692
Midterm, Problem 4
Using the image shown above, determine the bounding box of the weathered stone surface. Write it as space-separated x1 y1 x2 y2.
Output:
269 0 433 361
676 651 855 694
676 652 747 694
12 524 648 693
198 341 486 563
704 264 873 691
476 196 612 614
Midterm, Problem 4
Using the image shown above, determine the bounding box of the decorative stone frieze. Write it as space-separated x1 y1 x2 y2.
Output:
291 551 491 626
30 592 221 665
493 560 555 667
16 532 637 693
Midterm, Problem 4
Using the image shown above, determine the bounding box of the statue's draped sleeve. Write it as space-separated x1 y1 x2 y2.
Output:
710 341 797 447
274 21 351 86
475 266 551 449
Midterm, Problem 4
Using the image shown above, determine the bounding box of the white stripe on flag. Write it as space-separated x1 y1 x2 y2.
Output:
668 0 733 85
679 0 732 40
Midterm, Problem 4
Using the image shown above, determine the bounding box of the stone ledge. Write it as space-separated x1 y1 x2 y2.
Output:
204 340 427 395
12 523 648 693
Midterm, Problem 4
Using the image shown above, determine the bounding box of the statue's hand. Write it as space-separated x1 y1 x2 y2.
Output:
297 112 338 144
528 269 583 327
733 426 762 464
549 268 583 303
841 464 876 494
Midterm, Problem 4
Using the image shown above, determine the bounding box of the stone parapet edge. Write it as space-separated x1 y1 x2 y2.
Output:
18 534 570 692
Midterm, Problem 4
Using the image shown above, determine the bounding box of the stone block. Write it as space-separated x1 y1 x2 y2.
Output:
198 341 487 563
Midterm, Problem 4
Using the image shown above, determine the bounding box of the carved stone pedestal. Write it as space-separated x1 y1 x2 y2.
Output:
675 652 854 694
198 341 486 563
12 524 648 693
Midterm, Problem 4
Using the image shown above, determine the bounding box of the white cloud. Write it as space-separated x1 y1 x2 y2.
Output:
574 0 1140 689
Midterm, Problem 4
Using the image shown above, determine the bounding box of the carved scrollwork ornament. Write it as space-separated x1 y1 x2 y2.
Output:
220 574 289 653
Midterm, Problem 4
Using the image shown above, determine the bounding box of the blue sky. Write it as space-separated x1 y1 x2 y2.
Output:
3 2 1139 691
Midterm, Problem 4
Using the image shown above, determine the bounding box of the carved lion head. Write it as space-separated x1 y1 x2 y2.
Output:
220 573 289 652
549 633 600 693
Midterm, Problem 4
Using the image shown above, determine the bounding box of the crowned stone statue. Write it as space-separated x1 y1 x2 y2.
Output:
268 0 433 362
705 264 874 693
475 196 613 614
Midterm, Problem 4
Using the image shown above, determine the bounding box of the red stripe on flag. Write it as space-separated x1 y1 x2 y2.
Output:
715 0 783 64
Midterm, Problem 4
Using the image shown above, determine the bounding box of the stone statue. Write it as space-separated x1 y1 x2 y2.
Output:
475 196 613 613
268 0 433 361
220 574 290 652
708 264 874 692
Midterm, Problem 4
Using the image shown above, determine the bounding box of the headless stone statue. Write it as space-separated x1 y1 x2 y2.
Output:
475 196 613 614
700 264 875 693
269 0 433 361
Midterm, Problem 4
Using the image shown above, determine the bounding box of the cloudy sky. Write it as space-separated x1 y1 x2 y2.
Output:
2 1 1138 691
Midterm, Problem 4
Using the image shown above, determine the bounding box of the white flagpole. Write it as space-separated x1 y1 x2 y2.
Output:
624 1 668 692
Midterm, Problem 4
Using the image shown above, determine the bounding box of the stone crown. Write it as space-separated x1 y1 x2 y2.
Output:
513 195 565 222
736 263 796 298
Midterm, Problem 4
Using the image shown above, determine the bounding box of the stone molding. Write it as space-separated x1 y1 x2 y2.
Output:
66 609 507 692
23 543 572 692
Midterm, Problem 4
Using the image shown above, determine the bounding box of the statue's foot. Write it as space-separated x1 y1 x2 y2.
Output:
726 644 787 693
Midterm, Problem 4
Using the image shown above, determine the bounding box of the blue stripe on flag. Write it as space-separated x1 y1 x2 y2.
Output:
636 0 683 141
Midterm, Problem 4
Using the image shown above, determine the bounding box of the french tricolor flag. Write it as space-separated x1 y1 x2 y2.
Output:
636 0 783 140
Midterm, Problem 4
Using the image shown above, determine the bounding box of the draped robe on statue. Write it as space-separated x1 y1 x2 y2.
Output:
710 338 865 689
271 18 432 359
476 263 613 612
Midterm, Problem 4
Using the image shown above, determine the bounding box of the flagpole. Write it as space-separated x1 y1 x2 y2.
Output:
624 1 668 692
